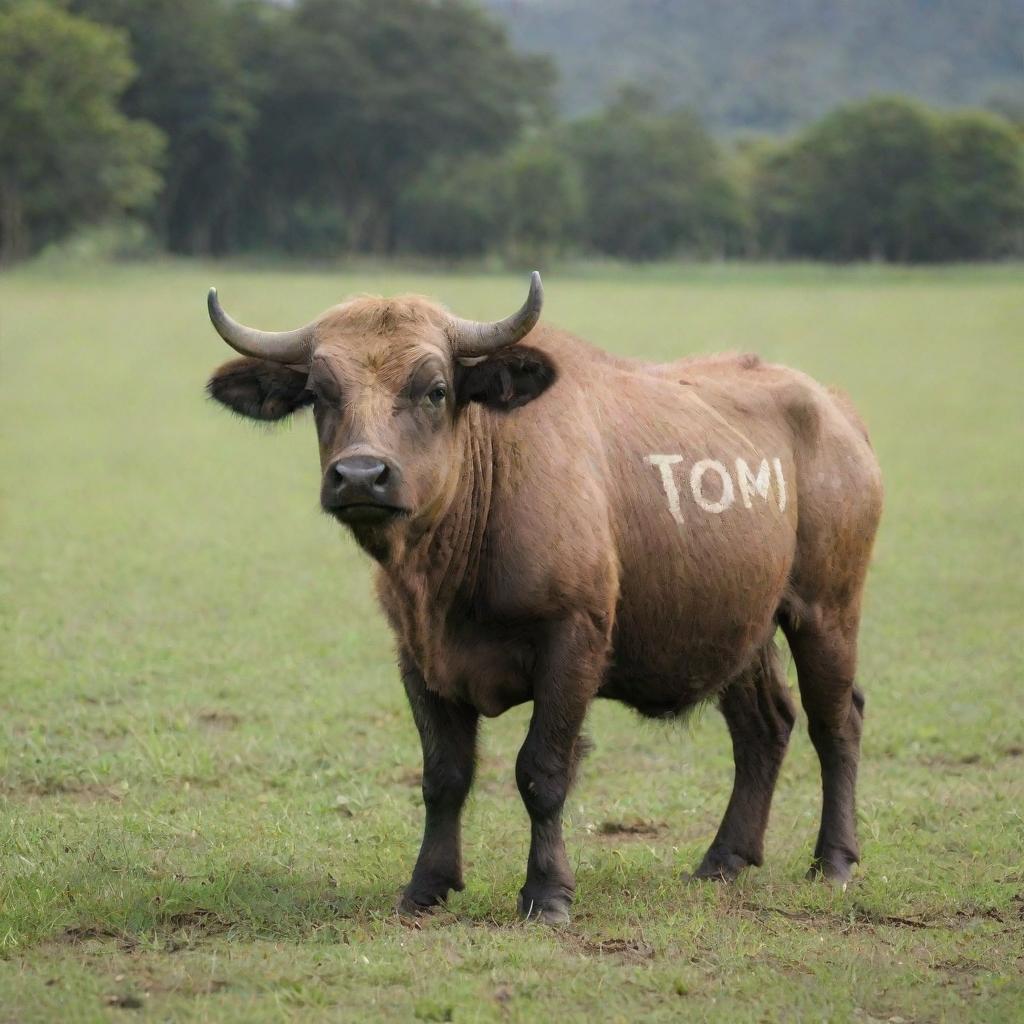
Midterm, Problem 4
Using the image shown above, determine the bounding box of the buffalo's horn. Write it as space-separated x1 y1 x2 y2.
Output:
448 271 543 358
207 288 319 363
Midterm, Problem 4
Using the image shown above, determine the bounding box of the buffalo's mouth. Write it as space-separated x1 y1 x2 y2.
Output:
325 502 407 525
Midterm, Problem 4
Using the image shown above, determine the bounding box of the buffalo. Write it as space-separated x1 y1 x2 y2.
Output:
206 274 882 924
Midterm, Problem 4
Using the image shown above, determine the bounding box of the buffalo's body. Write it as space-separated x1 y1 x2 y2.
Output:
207 278 882 923
380 326 878 720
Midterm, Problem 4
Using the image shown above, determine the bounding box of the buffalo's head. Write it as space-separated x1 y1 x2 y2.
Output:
206 274 555 548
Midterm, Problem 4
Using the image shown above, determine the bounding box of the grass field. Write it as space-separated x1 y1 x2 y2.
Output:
2 261 1022 1022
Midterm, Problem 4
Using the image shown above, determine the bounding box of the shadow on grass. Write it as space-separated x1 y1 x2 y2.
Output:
20 861 404 952
54 849 715 946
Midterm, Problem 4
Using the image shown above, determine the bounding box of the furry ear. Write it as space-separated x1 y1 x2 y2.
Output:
207 358 313 421
455 346 557 411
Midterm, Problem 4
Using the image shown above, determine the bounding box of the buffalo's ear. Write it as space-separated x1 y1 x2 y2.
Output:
207 357 313 421
455 346 557 411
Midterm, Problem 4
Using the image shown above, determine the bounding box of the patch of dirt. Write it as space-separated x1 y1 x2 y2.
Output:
161 908 234 939
105 993 145 1010
870 914 934 930
59 926 121 944
396 769 422 787
931 957 995 977
126 969 229 998
0 780 126 802
58 909 235 952
157 911 236 952
397 907 459 930
56 926 140 953
852 1010 915 1023
741 899 1018 936
493 985 513 1005
953 905 1005 926
920 745 1023 766
100 962 231 1007
739 902 935 932
79 694 124 707
741 903 816 923
192 978 229 996
594 819 665 838
165 909 218 927
570 935 656 962
918 752 983 768
195 710 242 730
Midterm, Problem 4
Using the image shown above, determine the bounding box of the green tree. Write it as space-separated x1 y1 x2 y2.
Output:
755 97 942 261
73 0 256 254
933 111 1024 259
246 0 554 255
748 139 806 259
753 96 1024 261
397 136 582 263
397 155 511 260
0 1 163 263
504 136 584 264
569 90 744 260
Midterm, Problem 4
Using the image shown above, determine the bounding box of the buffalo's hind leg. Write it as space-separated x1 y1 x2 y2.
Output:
782 610 864 883
398 653 479 915
694 642 796 881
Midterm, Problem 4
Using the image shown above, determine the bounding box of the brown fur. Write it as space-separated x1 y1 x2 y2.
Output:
207 291 883 922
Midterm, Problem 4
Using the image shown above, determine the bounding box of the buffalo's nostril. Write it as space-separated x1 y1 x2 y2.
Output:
333 456 387 485
328 455 398 506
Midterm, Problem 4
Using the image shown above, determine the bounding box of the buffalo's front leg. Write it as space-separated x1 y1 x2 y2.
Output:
398 654 479 915
516 614 606 925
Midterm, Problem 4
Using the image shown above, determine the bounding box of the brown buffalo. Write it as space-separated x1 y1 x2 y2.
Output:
206 274 882 924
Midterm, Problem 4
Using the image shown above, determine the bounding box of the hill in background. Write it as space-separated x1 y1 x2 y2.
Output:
484 0 1023 131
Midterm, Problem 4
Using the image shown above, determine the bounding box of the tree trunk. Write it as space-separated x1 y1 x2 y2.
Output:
0 179 29 265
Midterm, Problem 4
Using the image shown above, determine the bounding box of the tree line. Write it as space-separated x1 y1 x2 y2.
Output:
2 0 1022 266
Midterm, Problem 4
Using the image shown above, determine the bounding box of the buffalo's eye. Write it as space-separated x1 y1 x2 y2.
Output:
426 383 447 407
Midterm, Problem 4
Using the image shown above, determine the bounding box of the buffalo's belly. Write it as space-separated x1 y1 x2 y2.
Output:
600 596 783 716
599 626 774 718
601 510 795 716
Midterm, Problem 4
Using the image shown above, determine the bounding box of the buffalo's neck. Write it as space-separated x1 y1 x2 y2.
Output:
385 406 494 613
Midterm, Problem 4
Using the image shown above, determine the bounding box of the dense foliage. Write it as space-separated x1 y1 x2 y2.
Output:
568 89 746 260
73 0 257 255
753 98 1024 262
0 0 163 262
1 0 1022 264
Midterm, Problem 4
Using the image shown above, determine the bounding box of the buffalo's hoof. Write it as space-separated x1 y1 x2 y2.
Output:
396 887 450 917
517 890 572 926
691 847 754 882
806 850 857 885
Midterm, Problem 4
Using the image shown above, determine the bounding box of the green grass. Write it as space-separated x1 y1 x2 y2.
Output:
2 260 1022 1022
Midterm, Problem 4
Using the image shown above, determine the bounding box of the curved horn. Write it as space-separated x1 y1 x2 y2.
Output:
448 271 543 358
207 288 319 363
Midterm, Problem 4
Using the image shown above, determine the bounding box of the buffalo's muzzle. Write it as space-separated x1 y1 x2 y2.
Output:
322 454 404 523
